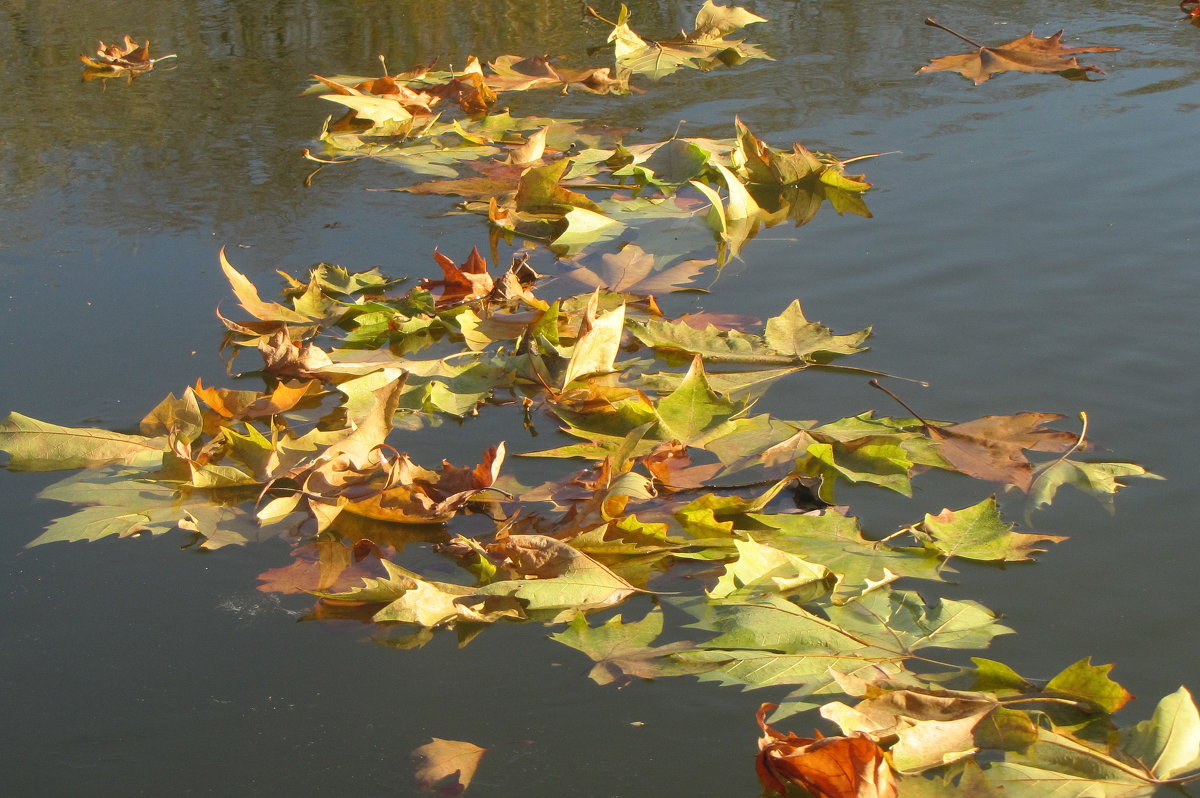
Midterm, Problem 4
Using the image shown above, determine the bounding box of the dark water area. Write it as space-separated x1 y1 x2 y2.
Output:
1 1 1196 794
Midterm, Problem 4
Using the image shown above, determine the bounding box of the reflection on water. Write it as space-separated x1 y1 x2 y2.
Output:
1 1 1198 795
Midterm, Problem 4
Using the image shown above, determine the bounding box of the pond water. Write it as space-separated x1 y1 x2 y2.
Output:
1 0 1196 795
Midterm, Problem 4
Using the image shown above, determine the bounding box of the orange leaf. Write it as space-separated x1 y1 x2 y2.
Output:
756 703 897 798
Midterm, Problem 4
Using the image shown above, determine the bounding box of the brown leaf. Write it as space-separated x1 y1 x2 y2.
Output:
255 540 376 595
918 19 1119 84
412 737 487 796
256 328 333 378
420 247 494 306
80 35 174 72
194 378 321 419
930 413 1082 492
756 703 898 798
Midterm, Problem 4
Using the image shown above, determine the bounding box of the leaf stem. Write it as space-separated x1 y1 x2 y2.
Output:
923 18 985 49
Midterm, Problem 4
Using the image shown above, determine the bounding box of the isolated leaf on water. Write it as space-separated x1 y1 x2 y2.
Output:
919 496 1066 562
918 18 1120 85
412 737 487 796
80 35 175 73
550 608 720 686
755 702 898 798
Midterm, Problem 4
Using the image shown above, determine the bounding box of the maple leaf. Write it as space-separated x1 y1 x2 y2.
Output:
1186 0 1200 22
755 703 898 798
918 18 1120 85
412 737 486 797
80 35 176 73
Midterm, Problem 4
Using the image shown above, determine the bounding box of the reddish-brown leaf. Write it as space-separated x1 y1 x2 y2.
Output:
930 413 1082 492
756 703 898 798
918 19 1119 84
420 247 494 306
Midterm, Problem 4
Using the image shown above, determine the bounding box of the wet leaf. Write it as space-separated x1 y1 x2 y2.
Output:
920 497 1066 562
550 608 720 686
413 737 486 796
918 19 1120 85
80 35 175 73
756 703 898 798
0 413 166 471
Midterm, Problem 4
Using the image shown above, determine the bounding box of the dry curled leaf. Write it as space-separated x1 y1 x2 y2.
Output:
756 703 898 798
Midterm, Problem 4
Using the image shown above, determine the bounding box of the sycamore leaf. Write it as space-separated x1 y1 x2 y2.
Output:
1045 658 1134 715
928 413 1082 492
920 497 1066 562
28 468 265 548
709 537 834 602
918 19 1120 85
798 437 914 502
755 703 898 798
1123 687 1200 780
653 355 742 445
562 243 710 294
550 608 720 686
1030 459 1163 512
561 299 626 387
477 534 638 616
764 300 871 362
412 738 487 797
675 590 1011 708
219 248 315 324
0 412 166 471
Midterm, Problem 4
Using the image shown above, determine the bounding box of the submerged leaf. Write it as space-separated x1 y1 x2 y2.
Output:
413 737 487 796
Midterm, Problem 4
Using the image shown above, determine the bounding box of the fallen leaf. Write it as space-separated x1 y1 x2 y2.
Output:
756 703 898 798
80 35 175 73
413 737 487 796
918 18 1119 85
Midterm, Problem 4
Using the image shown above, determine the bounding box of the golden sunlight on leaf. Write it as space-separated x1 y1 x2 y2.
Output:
412 737 486 796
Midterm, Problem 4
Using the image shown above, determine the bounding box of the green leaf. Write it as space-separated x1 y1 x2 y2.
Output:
674 590 1011 707
708 536 833 601
1045 658 1134 715
653 355 741 445
746 511 944 603
1123 687 1200 780
1030 459 1163 512
764 300 870 362
550 608 721 686
0 412 166 471
29 468 264 548
562 301 626 387
920 496 1066 562
798 436 914 502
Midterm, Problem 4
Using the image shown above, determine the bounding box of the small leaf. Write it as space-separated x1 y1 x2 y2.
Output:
412 738 487 796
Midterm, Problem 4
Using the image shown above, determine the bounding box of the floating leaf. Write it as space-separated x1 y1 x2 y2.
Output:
412 737 487 796
550 608 719 686
918 18 1120 85
920 497 1066 562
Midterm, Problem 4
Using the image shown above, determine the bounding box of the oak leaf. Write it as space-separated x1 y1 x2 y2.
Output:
918 19 1119 85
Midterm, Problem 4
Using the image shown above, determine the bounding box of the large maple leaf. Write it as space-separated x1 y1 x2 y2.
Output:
918 18 1119 85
